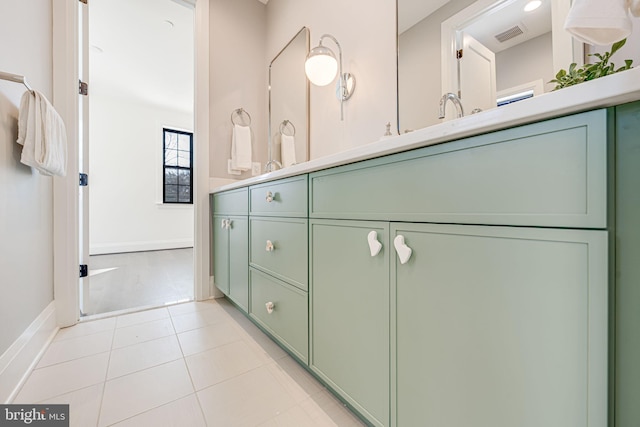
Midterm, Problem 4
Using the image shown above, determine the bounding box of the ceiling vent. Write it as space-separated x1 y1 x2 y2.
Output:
494 25 524 43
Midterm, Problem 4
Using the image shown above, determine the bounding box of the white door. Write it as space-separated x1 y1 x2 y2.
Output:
79 0 90 315
459 32 496 114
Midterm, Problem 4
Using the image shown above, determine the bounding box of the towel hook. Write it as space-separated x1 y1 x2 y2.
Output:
231 108 251 127
279 120 296 137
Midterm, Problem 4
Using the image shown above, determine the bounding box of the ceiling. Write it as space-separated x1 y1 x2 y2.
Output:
89 0 194 113
399 0 552 53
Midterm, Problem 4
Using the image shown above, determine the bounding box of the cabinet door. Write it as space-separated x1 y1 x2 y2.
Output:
228 216 249 312
391 223 607 427
310 219 390 427
213 215 230 295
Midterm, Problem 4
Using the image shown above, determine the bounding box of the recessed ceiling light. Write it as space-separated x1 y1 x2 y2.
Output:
524 0 542 12
164 19 175 29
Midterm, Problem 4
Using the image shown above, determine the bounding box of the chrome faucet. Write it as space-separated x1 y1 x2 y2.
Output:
438 92 464 119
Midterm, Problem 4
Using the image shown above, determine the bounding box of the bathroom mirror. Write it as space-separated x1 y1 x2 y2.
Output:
268 27 310 171
398 0 580 132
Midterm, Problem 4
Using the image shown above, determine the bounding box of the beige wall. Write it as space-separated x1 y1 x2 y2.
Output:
266 0 397 159
0 0 54 355
209 0 267 180
496 32 555 93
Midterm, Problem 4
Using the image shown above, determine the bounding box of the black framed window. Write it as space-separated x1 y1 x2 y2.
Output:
163 128 193 204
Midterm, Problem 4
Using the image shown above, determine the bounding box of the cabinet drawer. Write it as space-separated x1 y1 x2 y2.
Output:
249 268 308 362
250 175 308 217
212 187 248 215
310 110 608 228
250 217 308 290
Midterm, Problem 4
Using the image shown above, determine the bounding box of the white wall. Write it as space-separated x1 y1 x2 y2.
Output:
496 32 555 93
586 14 640 68
266 0 397 159
0 0 54 355
89 88 194 254
209 0 267 180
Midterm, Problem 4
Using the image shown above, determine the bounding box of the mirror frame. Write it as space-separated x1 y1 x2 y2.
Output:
268 26 310 171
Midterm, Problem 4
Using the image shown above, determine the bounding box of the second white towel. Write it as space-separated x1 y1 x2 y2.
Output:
280 134 297 168
565 0 631 45
231 124 252 171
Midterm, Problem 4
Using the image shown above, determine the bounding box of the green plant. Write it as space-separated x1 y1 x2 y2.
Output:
550 38 633 90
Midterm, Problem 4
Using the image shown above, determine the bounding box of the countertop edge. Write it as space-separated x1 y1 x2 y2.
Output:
211 68 640 194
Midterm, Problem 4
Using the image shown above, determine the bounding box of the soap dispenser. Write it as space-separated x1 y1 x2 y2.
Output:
380 122 394 140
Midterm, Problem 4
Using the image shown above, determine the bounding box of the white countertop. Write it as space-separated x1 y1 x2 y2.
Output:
211 67 640 194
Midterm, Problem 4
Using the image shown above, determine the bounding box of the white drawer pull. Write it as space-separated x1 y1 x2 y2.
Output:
266 240 275 252
367 231 383 257
265 301 275 314
266 191 274 202
220 219 231 229
394 235 412 265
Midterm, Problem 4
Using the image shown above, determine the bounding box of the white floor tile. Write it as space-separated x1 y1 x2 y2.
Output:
107 335 183 380
299 390 366 426
168 300 219 317
116 307 170 329
185 340 264 390
54 317 117 342
177 321 243 356
38 330 113 368
14 353 109 404
265 356 323 403
39 383 104 427
170 304 230 334
197 365 297 427
112 318 175 349
110 394 206 427
257 404 321 427
98 359 194 427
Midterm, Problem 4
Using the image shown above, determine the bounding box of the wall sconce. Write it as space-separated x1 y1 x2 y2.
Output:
304 34 355 120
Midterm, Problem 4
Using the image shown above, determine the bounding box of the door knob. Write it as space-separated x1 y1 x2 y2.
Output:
367 230 383 257
265 301 275 314
394 235 412 264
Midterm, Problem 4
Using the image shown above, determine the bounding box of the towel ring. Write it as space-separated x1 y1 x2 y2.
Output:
279 120 296 137
231 108 251 127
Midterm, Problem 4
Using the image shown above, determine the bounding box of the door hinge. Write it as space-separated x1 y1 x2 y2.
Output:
456 49 463 59
80 264 88 278
79 80 88 96
79 173 88 186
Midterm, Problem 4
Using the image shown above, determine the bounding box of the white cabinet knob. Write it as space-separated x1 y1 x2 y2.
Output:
265 240 275 252
394 235 412 265
367 231 383 257
265 301 275 314
266 191 274 202
220 219 231 229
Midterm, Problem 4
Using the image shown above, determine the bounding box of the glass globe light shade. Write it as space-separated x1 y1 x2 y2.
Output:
304 45 338 86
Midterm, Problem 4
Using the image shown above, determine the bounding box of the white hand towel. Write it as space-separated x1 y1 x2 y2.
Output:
230 124 252 171
565 0 632 45
17 90 67 176
629 0 640 17
280 134 297 168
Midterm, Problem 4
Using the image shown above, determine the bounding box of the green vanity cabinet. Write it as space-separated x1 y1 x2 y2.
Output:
391 223 608 427
309 219 390 427
212 189 249 312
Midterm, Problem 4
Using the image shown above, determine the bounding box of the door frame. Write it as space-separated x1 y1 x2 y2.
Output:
52 0 212 327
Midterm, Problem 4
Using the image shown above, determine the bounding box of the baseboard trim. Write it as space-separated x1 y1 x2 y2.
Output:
90 239 194 255
0 301 58 403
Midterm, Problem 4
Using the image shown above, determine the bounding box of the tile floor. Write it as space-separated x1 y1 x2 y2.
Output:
13 299 365 427
88 248 194 315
